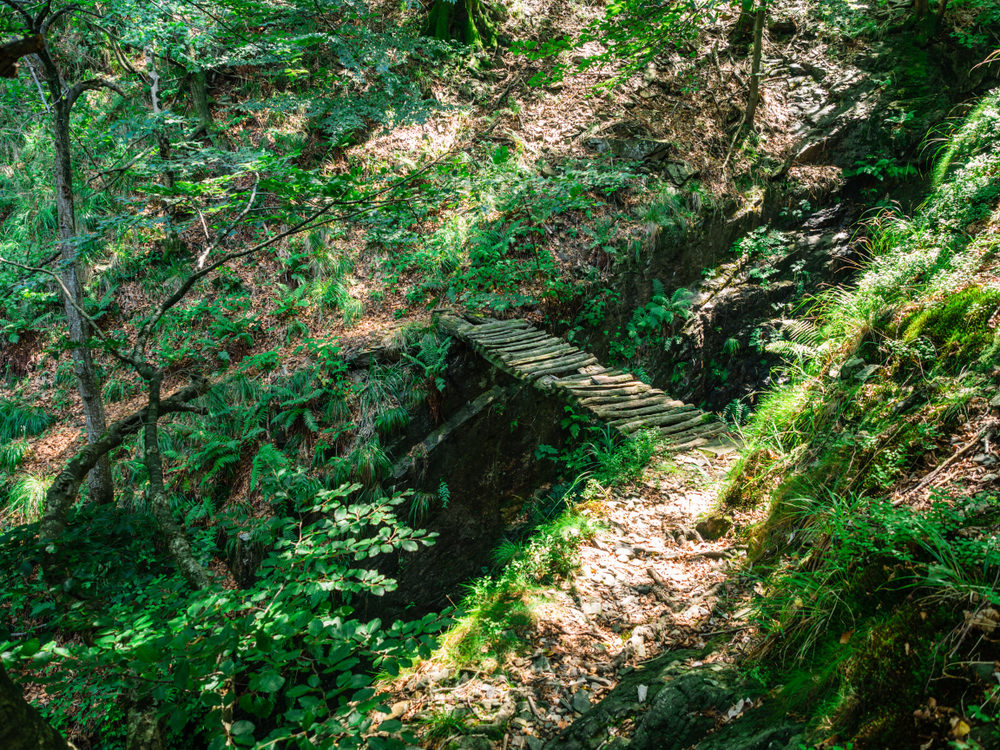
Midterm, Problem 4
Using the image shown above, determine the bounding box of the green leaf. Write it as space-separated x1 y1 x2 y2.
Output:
259 672 285 693
230 720 255 736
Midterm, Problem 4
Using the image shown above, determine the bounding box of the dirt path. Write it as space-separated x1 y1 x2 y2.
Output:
383 443 760 748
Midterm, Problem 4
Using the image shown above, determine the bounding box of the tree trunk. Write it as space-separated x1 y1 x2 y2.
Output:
144 374 213 589
189 66 216 145
914 0 929 17
145 49 182 258
43 54 114 506
0 664 69 750
425 0 500 47
744 1 767 130
40 376 210 545
732 0 756 40
934 0 950 29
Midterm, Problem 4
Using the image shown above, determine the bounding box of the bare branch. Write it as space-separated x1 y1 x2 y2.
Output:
196 180 259 270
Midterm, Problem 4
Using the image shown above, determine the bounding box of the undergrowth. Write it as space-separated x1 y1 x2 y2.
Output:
406 427 661 676
726 89 1000 746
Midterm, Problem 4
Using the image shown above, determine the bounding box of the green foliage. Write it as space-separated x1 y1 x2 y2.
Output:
844 156 918 182
611 279 693 362
899 286 1000 370
516 0 727 88
0 438 29 475
1 474 51 523
438 509 598 666
367 152 639 314
0 482 439 748
0 398 52 442
589 427 661 485
726 89 1000 744
401 332 452 392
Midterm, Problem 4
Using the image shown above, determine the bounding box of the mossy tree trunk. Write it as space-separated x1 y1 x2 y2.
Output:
0 664 69 750
732 0 755 40
425 0 501 47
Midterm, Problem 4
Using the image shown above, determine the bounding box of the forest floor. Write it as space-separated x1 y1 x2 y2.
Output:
379 441 767 748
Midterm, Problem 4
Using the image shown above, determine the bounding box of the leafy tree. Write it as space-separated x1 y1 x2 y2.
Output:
519 0 728 88
1 0 119 503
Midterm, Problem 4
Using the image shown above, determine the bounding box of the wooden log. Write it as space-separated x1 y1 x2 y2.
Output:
604 404 694 424
470 319 530 334
505 344 579 366
591 373 638 385
615 407 700 432
563 379 647 393
471 329 546 346
589 400 673 420
472 335 549 353
576 385 654 403
526 354 598 378
666 423 728 450
661 413 714 436
492 335 562 354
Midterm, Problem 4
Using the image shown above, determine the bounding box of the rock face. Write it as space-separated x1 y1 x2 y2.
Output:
630 668 734 750
545 660 805 750
632 668 804 750
578 30 987 413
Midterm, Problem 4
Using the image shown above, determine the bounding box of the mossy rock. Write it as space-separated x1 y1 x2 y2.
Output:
696 513 734 540
900 286 1000 370
839 608 943 743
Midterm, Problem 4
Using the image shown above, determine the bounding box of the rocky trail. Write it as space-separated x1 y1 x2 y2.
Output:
380 441 767 749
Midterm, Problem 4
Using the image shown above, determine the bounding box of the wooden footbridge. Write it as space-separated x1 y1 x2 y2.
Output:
437 315 730 452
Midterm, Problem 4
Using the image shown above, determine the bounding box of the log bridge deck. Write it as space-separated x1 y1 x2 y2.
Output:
437 314 730 452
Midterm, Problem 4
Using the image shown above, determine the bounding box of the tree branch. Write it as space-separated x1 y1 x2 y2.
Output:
39 375 211 544
0 254 142 371
66 77 124 108
0 0 35 30
130 155 449 356
0 33 44 78
143 373 213 589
